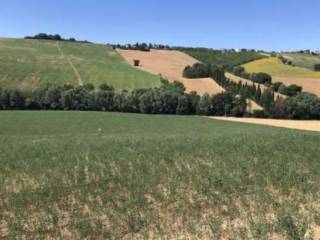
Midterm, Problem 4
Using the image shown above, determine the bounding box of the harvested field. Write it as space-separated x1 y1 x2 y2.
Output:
117 49 224 95
273 76 320 96
211 117 320 132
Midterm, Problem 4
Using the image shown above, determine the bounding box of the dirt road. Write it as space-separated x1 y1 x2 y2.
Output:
211 117 320 132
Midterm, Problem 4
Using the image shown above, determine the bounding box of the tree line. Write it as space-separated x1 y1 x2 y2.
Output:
0 80 246 117
25 33 91 44
176 47 266 68
231 66 303 96
1 80 319 119
112 43 171 52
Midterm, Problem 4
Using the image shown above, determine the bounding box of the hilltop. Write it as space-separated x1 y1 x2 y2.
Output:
0 38 160 91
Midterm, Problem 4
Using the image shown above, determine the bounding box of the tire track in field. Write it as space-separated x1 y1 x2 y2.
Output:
55 41 84 86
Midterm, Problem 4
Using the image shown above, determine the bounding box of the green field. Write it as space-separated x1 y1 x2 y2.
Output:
282 53 320 71
243 57 320 78
1 111 320 239
177 48 266 67
0 38 160 91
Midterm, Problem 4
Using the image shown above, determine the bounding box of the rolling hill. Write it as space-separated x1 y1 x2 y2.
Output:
117 48 225 95
0 38 160 91
282 53 320 70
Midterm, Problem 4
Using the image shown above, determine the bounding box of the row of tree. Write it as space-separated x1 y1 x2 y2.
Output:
25 33 91 44
233 67 272 84
0 80 246 117
278 55 294 66
113 43 171 52
231 66 303 96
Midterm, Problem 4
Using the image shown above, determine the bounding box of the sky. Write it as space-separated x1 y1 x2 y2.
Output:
0 0 319 51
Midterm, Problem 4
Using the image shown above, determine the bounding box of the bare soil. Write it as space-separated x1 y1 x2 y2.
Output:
117 49 225 95
211 117 320 132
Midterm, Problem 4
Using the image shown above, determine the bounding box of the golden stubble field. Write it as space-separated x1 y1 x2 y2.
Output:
117 49 225 95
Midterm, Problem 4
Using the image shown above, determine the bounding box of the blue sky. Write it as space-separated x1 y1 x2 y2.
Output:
1 0 319 51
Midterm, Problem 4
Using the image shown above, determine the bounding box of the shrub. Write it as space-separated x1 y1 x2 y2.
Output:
183 63 210 78
278 84 303 97
251 72 272 85
284 93 320 119
314 64 320 71
133 60 140 67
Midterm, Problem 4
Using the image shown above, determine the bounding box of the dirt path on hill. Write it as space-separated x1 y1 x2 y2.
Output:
211 117 320 132
116 49 224 95
55 42 84 86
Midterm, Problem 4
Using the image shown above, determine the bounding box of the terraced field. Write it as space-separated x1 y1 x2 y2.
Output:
0 38 160 91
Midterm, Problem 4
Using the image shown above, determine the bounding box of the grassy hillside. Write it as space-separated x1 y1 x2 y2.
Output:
177 48 266 67
282 53 320 70
1 111 320 239
243 57 320 78
0 38 160 91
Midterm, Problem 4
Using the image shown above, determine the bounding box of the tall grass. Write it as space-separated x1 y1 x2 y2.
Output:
0 111 320 239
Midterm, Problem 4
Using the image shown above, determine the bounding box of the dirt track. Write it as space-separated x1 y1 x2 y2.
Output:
117 49 224 95
56 42 84 86
273 76 320 96
211 117 320 132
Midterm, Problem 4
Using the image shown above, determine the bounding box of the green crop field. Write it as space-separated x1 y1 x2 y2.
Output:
0 38 160 91
282 53 320 71
177 48 266 67
1 111 320 239
243 57 320 78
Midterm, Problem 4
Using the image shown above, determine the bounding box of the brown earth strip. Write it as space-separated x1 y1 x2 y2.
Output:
210 117 320 132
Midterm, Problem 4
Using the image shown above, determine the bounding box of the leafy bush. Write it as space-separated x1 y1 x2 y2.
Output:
278 84 303 97
250 72 272 85
284 93 320 119
183 63 210 78
314 64 320 71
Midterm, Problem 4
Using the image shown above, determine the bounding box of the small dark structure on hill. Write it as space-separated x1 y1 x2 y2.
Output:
133 59 140 67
